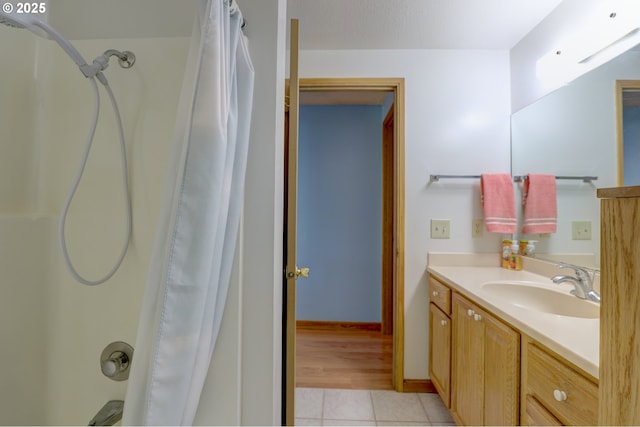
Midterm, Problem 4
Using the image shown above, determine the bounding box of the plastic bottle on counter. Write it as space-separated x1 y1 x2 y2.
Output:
501 240 511 269
510 240 522 271
524 240 537 257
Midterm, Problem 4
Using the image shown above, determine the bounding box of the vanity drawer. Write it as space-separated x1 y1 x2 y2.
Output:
429 277 451 314
526 343 598 426
525 395 562 426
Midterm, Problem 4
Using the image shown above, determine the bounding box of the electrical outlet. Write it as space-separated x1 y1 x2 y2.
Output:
472 219 483 238
572 221 592 240
431 219 450 239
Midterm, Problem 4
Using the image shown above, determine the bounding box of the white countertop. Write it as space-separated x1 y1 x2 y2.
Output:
427 264 599 379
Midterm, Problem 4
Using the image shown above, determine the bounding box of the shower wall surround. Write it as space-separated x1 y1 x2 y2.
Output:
0 23 45 426
0 0 287 423
0 217 52 425
0 28 34 212
0 34 190 424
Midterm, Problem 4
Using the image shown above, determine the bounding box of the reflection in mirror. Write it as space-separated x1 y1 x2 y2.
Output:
618 80 640 185
512 46 640 269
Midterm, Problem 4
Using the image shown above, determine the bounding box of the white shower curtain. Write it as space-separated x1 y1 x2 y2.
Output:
122 0 254 424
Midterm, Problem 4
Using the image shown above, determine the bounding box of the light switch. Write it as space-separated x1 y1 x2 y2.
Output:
572 221 591 240
431 219 450 239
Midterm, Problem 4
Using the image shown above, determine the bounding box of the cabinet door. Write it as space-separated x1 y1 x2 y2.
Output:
452 294 484 426
481 305 520 425
429 303 451 407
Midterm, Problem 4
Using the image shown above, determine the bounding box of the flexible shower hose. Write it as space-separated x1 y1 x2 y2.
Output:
58 74 131 286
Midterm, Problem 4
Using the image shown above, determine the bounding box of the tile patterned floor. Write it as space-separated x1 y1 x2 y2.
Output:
295 388 457 426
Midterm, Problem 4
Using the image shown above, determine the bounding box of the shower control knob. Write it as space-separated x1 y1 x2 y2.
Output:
100 341 134 381
101 351 128 377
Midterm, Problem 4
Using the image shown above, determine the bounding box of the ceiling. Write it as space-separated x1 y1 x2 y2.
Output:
47 0 563 51
287 0 564 50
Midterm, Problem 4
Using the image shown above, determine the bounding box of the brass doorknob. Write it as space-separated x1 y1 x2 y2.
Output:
296 267 310 278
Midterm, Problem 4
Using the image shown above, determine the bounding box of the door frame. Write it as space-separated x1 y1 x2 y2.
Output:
289 77 406 392
381 104 395 336
615 80 640 186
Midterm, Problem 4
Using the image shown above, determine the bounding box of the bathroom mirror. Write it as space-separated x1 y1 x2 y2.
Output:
511 45 640 269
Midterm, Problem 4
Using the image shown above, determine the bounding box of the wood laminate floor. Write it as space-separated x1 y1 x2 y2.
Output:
296 325 393 390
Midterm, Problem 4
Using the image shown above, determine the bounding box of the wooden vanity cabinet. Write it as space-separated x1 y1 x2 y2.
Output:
428 277 452 407
598 186 640 425
521 340 598 426
451 293 520 426
524 395 562 426
428 272 598 426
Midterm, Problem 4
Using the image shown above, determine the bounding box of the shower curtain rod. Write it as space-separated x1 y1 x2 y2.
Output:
229 0 246 29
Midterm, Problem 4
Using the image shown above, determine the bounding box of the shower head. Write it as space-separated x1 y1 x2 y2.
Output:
0 10 89 69
0 11 60 41
0 12 26 28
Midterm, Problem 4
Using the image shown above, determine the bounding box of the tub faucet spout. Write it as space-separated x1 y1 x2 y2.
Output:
88 400 123 426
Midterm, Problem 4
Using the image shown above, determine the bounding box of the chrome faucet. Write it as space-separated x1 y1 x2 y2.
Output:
552 264 600 303
88 400 123 426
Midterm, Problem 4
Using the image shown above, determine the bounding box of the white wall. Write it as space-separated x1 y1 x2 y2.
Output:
237 0 286 423
298 49 511 379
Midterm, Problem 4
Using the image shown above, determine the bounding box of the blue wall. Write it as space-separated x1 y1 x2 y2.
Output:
297 104 383 322
623 106 640 185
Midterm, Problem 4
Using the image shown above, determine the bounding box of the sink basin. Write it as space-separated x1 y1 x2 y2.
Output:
481 281 600 319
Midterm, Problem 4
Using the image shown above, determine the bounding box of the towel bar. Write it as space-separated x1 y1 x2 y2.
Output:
513 175 598 183
430 174 599 183
429 174 482 182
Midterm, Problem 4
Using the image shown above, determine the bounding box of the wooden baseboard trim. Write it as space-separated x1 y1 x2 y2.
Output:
402 379 437 393
296 320 382 332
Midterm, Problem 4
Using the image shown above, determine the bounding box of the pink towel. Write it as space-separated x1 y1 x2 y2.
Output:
481 174 517 233
521 174 557 234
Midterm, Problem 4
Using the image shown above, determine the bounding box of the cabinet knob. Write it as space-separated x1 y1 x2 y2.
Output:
474 313 482 321
553 389 568 402
467 309 475 317
432 290 439 297
440 319 447 327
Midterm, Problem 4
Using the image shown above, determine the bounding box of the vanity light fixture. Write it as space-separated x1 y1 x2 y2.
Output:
536 48 577 86
536 3 640 87
574 10 640 65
